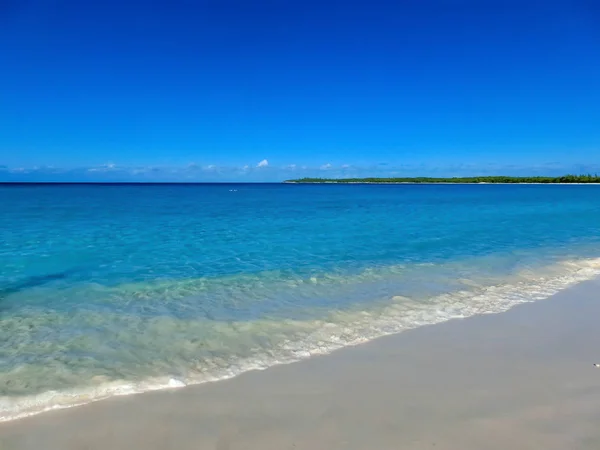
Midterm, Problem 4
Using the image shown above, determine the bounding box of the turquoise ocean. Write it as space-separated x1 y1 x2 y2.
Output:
2 183 600 420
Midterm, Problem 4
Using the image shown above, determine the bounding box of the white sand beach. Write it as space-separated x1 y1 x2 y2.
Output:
1 278 599 450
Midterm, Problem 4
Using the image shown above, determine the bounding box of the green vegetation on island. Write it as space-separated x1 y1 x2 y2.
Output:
286 174 600 184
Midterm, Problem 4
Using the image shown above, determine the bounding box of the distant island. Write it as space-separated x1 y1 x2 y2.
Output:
285 175 600 184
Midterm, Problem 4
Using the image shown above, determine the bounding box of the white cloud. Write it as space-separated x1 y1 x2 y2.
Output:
87 162 118 172
4 161 598 183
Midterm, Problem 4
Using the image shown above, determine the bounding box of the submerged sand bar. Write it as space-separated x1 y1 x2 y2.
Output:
1 278 600 449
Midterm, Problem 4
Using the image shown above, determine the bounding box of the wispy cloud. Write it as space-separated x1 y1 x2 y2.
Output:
87 162 118 172
1 161 598 182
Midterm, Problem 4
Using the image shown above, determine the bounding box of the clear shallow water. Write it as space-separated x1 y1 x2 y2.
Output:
1 183 600 420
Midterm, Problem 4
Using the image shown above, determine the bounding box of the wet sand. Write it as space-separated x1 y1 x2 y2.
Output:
1 278 600 449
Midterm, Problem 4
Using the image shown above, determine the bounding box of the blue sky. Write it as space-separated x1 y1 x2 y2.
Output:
1 0 599 181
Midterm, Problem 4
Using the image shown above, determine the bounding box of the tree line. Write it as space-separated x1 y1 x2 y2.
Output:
286 174 600 184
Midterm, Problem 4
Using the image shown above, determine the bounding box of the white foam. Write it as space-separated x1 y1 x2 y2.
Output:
2 257 600 423
167 378 186 388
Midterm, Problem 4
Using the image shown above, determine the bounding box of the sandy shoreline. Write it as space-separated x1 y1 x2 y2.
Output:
284 181 600 185
2 279 600 449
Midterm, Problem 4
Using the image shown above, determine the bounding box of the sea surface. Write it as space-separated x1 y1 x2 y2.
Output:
2 183 600 420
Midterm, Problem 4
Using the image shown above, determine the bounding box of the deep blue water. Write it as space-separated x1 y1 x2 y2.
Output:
1 183 600 419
